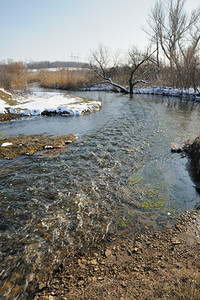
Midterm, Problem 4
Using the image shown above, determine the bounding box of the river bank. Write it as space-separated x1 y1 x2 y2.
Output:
186 135 200 187
0 85 200 123
0 90 200 299
0 87 101 120
33 210 200 300
133 86 200 102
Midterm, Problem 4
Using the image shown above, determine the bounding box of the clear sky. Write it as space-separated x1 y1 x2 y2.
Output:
0 0 199 63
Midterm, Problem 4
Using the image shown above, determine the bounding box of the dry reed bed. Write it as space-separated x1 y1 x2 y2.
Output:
35 69 95 90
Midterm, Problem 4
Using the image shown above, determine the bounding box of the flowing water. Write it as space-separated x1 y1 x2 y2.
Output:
0 90 200 299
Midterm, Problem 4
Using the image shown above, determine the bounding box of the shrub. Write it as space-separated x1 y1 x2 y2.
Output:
0 62 28 90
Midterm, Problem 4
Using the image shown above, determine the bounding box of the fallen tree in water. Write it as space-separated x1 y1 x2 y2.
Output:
90 45 156 94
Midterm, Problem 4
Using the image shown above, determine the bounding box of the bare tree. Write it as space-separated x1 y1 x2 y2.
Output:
90 45 129 93
127 46 157 94
146 0 200 68
90 45 156 94
179 42 200 91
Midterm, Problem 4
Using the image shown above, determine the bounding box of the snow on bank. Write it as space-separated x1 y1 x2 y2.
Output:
82 84 200 101
0 88 13 96
133 86 200 101
0 89 101 116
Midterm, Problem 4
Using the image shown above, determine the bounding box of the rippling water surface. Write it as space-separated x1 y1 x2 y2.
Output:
0 90 200 299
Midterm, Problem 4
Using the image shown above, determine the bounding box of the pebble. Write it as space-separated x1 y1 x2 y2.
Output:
105 249 112 258
78 280 84 286
171 146 183 153
127 249 132 256
176 224 183 230
121 282 127 288
90 259 98 265
39 282 46 290
133 247 139 253
171 238 181 245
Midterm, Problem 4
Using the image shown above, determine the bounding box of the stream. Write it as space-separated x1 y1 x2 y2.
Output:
0 89 200 299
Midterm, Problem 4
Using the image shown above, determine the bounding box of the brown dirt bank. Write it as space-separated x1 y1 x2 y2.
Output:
188 135 200 176
33 211 200 300
0 134 76 159
0 112 24 122
185 135 200 191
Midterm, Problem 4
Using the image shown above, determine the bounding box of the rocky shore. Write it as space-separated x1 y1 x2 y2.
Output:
32 211 200 300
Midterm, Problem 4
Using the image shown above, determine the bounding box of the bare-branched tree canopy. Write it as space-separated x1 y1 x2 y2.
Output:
90 45 156 94
144 0 200 91
146 0 200 68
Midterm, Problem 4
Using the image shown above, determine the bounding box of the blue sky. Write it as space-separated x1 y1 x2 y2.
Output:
1 0 199 62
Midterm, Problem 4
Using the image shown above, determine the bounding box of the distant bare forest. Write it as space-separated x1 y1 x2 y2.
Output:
26 61 89 70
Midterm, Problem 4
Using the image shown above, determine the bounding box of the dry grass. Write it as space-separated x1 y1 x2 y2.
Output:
37 68 95 90
0 134 76 159
58 268 200 300
0 62 28 90
0 62 96 91
26 71 40 84
161 268 200 300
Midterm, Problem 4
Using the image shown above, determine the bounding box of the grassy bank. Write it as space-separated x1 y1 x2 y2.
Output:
0 134 76 159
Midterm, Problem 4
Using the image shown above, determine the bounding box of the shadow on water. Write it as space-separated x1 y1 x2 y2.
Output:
0 89 200 299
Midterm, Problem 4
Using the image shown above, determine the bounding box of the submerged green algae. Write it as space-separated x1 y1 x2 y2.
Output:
128 168 169 211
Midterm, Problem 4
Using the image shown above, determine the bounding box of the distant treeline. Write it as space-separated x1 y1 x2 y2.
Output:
26 61 89 70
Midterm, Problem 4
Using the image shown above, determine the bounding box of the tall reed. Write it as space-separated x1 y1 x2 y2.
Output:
38 68 94 90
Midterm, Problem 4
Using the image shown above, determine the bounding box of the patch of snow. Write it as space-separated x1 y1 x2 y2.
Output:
133 86 200 100
0 88 13 96
0 89 101 117
1 142 13 147
0 100 6 113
